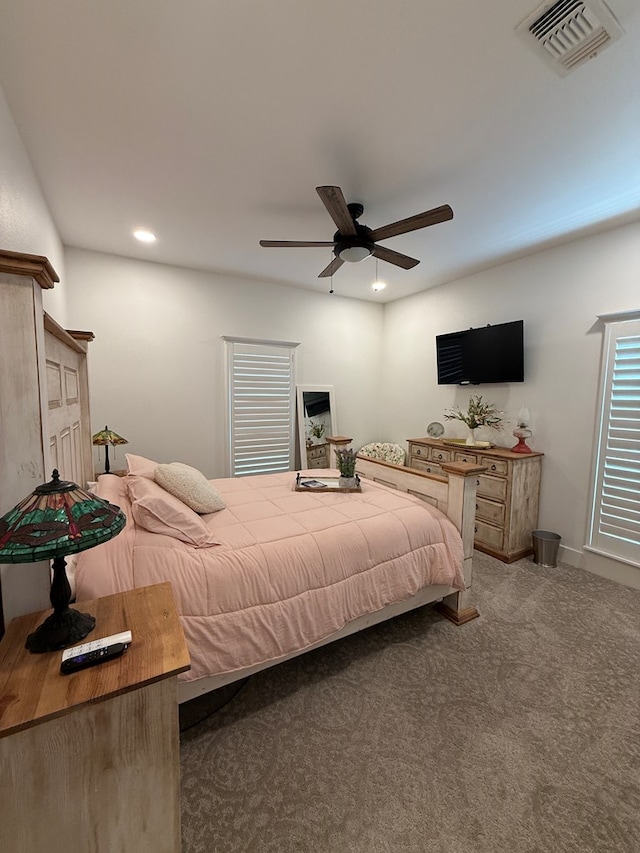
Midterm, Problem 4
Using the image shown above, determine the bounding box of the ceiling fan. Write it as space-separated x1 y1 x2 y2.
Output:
260 186 453 278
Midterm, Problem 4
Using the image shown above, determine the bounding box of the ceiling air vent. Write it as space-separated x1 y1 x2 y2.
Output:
516 0 624 76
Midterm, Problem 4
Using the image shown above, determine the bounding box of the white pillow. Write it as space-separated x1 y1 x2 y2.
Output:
154 463 226 514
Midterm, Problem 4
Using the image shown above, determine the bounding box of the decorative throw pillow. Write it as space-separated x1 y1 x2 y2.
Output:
154 462 226 514
125 453 158 479
127 475 220 548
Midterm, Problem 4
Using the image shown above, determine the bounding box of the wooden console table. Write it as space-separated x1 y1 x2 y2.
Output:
0 582 190 853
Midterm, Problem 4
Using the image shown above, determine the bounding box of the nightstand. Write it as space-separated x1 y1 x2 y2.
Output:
0 582 190 853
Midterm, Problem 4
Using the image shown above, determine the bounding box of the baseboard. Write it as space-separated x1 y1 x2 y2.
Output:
581 547 640 591
549 544 640 590
558 544 583 569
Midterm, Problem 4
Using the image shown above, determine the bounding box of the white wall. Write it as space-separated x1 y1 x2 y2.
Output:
64 248 384 478
0 82 67 621
0 84 67 322
381 220 640 580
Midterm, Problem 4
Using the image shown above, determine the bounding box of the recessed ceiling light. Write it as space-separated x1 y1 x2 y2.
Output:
372 280 387 292
133 228 157 244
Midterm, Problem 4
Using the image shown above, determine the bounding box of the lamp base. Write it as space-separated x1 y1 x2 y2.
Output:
26 606 96 653
511 427 533 454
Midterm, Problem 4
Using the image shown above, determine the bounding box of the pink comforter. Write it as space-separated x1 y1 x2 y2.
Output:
75 471 464 683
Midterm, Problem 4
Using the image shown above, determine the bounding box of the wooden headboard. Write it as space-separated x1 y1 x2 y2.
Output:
43 313 94 488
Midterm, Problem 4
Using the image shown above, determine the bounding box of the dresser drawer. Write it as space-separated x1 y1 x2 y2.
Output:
476 496 505 527
474 518 505 551
307 444 328 462
476 473 508 502
308 456 327 469
410 457 444 476
428 447 452 464
479 456 509 477
454 450 479 464
409 444 429 461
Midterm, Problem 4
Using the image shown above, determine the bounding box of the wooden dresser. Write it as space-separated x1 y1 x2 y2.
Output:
306 442 330 468
407 438 543 562
0 582 190 853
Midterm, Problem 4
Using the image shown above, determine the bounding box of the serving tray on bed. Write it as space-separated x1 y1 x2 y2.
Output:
295 474 362 493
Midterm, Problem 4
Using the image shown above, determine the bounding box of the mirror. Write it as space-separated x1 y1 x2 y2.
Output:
297 385 337 469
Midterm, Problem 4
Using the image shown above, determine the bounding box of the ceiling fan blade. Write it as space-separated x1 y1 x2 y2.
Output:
260 240 335 247
316 186 357 237
318 256 345 278
372 245 420 270
370 204 453 242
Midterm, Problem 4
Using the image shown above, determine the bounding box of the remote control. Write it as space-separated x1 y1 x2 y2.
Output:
60 642 127 674
60 631 132 675
61 631 132 661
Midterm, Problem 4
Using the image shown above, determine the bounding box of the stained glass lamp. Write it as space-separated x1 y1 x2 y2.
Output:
0 470 126 652
92 425 129 474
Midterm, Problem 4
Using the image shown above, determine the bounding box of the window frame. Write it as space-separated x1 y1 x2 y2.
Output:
586 309 640 566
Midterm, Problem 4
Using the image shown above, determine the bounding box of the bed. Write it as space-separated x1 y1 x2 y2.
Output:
74 444 485 704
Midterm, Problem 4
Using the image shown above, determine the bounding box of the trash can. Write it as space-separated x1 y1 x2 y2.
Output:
532 530 561 568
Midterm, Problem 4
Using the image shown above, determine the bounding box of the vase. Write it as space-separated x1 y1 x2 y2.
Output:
465 428 477 446
339 476 358 489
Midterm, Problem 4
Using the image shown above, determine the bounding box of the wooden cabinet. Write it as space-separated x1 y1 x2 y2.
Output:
407 438 543 563
0 251 95 630
306 442 330 468
0 582 190 853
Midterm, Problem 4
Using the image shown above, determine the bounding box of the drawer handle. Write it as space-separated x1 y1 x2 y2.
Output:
416 449 423 456
491 464 497 471
475 503 478 510
476 479 480 486
436 453 443 460
474 525 478 533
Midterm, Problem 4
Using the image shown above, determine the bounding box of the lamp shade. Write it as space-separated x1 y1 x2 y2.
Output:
0 470 126 651
0 472 125 562
92 425 129 474
91 425 128 447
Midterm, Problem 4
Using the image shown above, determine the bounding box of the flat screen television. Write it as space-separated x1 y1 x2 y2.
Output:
436 320 524 385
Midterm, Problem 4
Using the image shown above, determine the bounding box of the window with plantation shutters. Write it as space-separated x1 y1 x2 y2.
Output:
224 337 299 477
587 312 640 565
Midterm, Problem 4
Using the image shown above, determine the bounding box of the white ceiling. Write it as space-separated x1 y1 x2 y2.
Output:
0 0 638 303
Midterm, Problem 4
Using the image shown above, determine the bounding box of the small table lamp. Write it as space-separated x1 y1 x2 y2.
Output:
512 406 533 454
0 469 126 652
92 425 129 474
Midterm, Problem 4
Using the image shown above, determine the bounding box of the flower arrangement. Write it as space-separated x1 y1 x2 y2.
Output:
444 395 503 431
308 420 325 440
335 447 357 478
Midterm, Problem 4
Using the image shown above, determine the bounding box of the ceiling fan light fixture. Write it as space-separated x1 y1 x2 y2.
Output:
133 228 157 244
337 244 372 263
372 258 386 291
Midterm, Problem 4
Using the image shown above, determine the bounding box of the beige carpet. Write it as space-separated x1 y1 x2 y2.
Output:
179 552 640 852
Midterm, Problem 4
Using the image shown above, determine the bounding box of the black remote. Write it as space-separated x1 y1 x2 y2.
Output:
60 642 126 674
